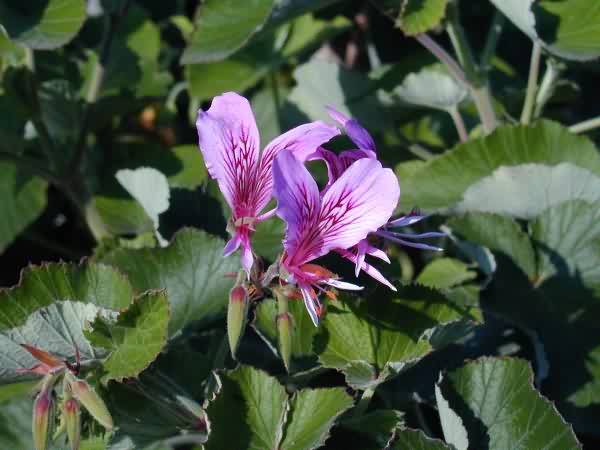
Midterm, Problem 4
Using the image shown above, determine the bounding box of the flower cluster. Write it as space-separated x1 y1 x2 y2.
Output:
196 92 442 327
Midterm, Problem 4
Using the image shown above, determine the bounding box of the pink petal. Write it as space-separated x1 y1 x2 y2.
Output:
314 158 399 258
312 147 376 188
325 106 376 152
300 284 321 326
223 235 241 257
337 249 397 291
272 151 320 265
254 122 339 212
196 92 260 214
240 237 254 273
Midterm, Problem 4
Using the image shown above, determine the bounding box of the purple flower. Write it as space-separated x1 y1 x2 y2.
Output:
272 151 400 326
312 107 444 284
196 92 340 272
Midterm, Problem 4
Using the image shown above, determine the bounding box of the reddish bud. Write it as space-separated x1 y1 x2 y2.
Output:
227 285 249 357
67 374 113 430
33 390 55 450
63 398 81 450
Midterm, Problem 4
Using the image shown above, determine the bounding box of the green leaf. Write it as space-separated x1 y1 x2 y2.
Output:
314 287 479 389
0 262 134 384
116 167 170 245
416 258 476 290
206 366 351 450
186 14 350 101
251 215 285 261
206 366 288 450
448 213 536 279
341 409 404 448
490 0 600 61
394 67 468 111
398 121 600 216
397 0 449 36
181 0 275 64
288 59 388 132
253 298 318 371
0 162 47 253
0 396 33 449
92 291 170 382
436 357 580 449
102 228 238 335
167 145 206 190
450 201 600 432
280 388 353 450
435 382 468 450
393 429 451 449
0 0 86 49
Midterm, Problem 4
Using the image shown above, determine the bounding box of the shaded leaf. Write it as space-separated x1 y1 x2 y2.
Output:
102 228 238 335
0 162 47 253
394 67 467 111
416 258 476 290
341 409 404 448
0 0 86 49
393 428 451 449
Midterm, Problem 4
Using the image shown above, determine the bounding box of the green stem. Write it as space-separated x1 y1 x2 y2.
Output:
276 289 289 315
24 47 35 71
446 0 498 133
520 41 542 125
448 106 468 142
569 116 600 134
353 386 376 417
480 11 505 72
534 59 564 118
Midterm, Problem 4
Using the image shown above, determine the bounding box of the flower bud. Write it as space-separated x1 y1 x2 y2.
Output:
227 285 249 357
68 375 113 430
277 312 293 372
33 390 55 450
63 398 81 450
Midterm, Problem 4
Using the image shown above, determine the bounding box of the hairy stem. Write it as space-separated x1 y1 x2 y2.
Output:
448 107 468 142
520 41 542 125
569 116 600 134
353 386 376 417
415 33 468 86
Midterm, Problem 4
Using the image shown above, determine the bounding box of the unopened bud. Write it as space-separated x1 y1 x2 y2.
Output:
63 398 81 450
227 285 249 357
33 390 55 450
277 312 293 372
67 375 113 430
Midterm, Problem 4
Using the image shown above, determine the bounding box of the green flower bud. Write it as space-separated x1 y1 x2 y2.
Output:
67 374 113 430
33 389 55 450
277 312 293 372
63 398 81 450
227 284 249 358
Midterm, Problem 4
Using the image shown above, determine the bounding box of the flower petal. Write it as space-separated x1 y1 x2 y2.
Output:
196 92 260 214
312 147 376 187
326 106 376 152
300 284 321 327
337 248 397 291
223 235 241 257
254 122 339 211
313 158 400 258
272 151 320 264
323 278 364 291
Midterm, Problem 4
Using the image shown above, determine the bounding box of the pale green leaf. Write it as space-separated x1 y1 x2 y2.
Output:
416 258 476 290
394 67 468 111
435 382 468 450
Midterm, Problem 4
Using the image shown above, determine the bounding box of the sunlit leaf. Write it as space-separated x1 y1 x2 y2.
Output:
397 0 449 36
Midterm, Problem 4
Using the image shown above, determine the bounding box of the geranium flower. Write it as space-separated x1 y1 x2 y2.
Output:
272 151 399 326
196 92 340 272
313 107 444 285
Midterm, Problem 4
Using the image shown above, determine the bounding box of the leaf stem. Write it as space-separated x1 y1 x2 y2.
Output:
569 116 600 134
448 107 468 142
413 401 435 437
353 386 376 417
414 34 468 86
520 41 542 125
445 0 498 133
480 11 505 72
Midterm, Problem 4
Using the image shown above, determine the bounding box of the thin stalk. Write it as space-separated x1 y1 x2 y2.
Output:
520 41 542 125
534 59 564 118
24 47 35 71
446 0 498 133
480 11 505 72
448 107 468 142
414 401 435 438
353 386 376 417
569 116 600 134
415 34 468 86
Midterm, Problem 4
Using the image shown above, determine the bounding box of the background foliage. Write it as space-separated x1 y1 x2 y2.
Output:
0 0 599 448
